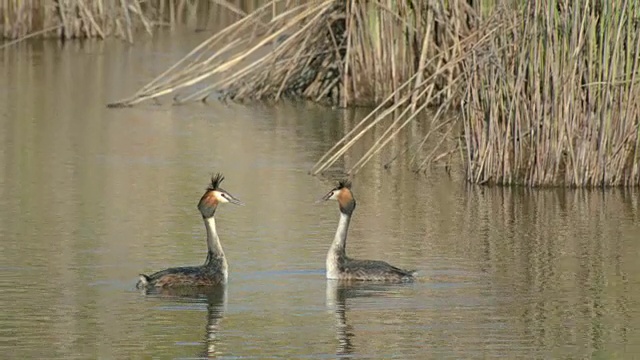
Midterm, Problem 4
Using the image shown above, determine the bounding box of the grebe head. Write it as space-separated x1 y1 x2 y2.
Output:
320 179 356 215
197 173 244 218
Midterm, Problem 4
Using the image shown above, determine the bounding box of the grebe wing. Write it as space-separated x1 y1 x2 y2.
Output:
138 266 224 288
344 258 416 278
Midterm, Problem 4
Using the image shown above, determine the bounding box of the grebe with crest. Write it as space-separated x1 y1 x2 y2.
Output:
319 180 416 282
136 173 243 289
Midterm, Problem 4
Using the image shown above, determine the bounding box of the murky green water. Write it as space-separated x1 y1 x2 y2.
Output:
1 31 639 359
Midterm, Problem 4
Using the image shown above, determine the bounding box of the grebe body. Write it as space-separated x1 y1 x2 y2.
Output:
320 180 415 282
137 173 243 289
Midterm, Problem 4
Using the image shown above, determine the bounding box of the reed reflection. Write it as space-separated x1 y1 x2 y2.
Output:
456 186 636 357
142 286 227 358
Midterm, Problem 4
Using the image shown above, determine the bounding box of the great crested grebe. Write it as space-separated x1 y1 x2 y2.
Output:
319 180 416 282
136 173 243 289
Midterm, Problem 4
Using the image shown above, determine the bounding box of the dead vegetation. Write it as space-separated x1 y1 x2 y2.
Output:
0 0 234 45
108 0 640 187
107 0 478 176
108 0 476 107
463 1 640 187
1 0 154 43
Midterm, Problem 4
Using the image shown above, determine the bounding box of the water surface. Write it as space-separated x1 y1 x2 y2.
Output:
0 31 639 359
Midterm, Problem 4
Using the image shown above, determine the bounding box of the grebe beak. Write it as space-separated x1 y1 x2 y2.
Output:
228 194 245 206
315 190 333 204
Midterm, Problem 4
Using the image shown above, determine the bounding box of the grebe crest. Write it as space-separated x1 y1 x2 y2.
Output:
137 173 243 290
319 179 415 282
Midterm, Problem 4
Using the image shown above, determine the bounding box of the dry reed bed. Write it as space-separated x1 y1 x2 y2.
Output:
108 0 478 175
0 0 227 44
464 1 640 187
0 0 257 46
107 0 477 109
108 0 640 188
0 0 161 43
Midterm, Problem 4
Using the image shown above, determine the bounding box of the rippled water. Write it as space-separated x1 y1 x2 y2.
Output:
1 31 639 359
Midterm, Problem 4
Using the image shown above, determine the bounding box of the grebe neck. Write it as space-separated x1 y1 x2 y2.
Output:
329 211 351 256
204 217 226 268
326 211 351 279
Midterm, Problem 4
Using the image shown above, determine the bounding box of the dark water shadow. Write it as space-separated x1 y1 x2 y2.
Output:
325 280 412 358
141 286 227 359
